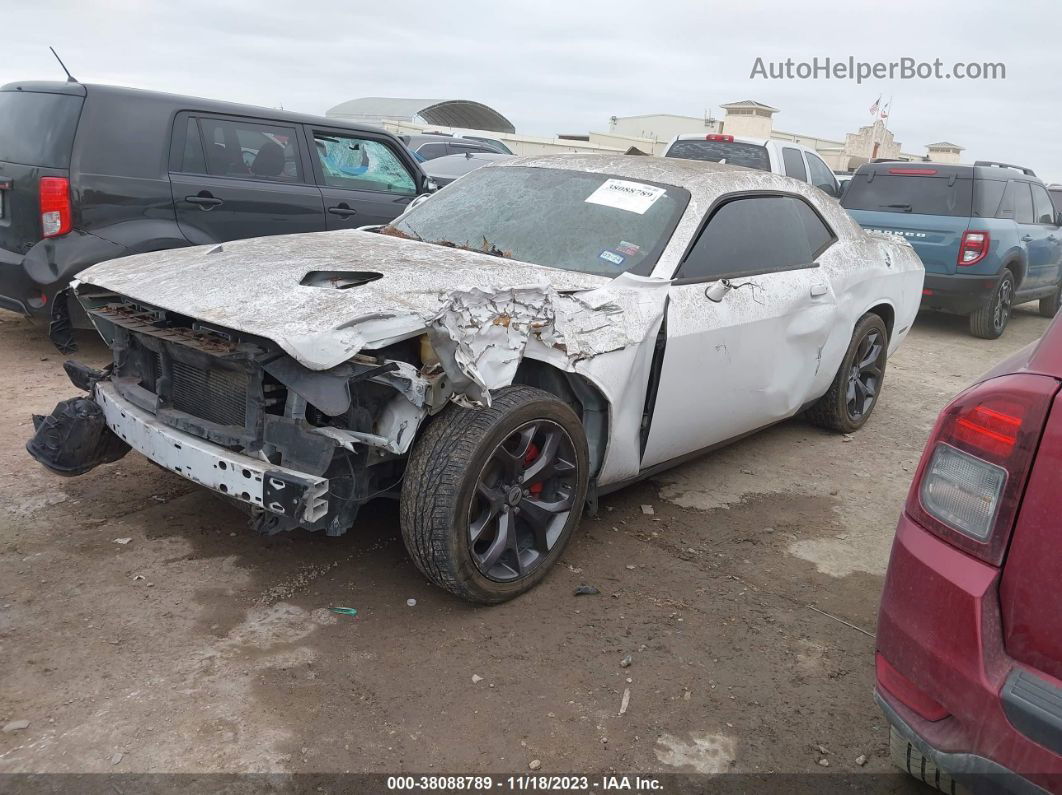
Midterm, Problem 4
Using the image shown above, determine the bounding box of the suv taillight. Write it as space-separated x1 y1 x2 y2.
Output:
957 229 989 266
40 177 71 238
905 374 1057 564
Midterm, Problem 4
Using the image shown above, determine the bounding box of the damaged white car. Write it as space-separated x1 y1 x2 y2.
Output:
27 155 924 603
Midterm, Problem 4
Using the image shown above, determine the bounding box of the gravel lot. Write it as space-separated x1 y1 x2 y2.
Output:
0 305 1051 785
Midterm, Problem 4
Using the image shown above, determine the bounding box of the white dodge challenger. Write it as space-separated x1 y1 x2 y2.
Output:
28 155 924 603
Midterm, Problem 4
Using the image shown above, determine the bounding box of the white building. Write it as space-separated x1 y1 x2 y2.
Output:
607 101 951 171
925 142 965 164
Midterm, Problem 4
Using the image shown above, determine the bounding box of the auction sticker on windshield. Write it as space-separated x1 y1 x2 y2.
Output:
585 179 666 214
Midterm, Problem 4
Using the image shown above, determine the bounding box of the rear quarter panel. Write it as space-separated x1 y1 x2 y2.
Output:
976 218 1026 280
811 229 923 399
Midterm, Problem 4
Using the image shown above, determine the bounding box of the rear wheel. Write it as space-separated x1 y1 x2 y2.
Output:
969 270 1014 339
807 313 888 434
400 385 589 604
1038 280 1062 318
889 727 958 794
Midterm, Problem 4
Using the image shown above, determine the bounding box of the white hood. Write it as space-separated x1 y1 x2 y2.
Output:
76 229 611 369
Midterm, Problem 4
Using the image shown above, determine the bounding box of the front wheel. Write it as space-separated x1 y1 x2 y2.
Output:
806 313 888 434
1039 280 1062 318
969 270 1014 339
400 385 589 604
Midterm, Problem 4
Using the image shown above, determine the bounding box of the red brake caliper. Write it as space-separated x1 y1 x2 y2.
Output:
523 442 544 496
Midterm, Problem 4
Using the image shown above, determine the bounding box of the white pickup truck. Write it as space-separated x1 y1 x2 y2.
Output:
663 133 842 199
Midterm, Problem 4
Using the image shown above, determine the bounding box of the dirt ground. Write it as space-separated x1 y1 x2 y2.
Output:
0 304 1051 786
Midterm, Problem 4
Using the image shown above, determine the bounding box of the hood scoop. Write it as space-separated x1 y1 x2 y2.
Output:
299 270 384 290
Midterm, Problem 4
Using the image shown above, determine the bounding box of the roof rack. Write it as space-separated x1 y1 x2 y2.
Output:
974 160 1036 177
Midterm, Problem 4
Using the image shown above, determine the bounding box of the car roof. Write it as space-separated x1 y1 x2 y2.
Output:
404 133 460 147
1 80 388 136
422 152 514 178
851 160 1044 183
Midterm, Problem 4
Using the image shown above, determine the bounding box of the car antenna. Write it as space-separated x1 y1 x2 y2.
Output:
49 47 78 83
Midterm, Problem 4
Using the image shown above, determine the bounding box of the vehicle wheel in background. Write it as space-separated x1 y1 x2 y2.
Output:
806 312 888 434
400 385 589 604
1038 280 1062 318
889 727 958 794
969 269 1014 339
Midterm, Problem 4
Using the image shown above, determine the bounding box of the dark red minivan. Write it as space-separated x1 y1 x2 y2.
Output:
877 319 1062 794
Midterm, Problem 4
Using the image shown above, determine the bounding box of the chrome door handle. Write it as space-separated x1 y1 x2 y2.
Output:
810 283 828 297
1021 235 1034 242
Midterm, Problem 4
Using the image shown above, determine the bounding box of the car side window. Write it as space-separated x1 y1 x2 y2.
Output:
676 195 833 281
313 132 416 195
416 143 449 161
197 118 303 183
997 181 1035 224
806 154 838 196
1030 184 1057 225
176 117 207 174
781 148 808 182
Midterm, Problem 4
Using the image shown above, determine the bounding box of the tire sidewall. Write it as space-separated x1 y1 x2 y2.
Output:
443 396 589 602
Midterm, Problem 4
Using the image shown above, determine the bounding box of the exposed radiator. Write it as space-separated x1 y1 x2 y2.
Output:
169 360 249 427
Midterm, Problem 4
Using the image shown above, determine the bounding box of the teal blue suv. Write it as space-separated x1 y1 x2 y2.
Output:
842 161 1062 338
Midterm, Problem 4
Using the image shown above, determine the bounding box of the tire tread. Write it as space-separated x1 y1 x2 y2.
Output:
400 385 585 603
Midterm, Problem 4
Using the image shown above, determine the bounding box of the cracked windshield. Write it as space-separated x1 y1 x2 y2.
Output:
388 166 689 276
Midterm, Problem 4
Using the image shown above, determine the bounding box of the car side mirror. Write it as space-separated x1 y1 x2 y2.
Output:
401 194 432 217
1056 210 1062 227
425 178 439 194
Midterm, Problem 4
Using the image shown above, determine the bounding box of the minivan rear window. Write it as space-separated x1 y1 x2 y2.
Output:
0 91 83 169
665 140 770 171
841 174 973 217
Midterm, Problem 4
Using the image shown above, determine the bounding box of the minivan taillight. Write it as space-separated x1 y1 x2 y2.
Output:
39 177 71 238
957 229 989 266
905 374 1057 564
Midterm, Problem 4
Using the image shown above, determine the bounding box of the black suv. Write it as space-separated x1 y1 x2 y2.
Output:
0 81 432 346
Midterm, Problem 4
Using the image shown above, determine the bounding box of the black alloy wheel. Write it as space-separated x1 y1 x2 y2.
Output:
468 420 577 581
846 328 885 422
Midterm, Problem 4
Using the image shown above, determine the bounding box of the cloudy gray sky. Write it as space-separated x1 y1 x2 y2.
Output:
3 0 1059 181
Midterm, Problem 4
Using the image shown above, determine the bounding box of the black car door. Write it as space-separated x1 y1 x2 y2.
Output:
168 113 326 244
307 126 424 229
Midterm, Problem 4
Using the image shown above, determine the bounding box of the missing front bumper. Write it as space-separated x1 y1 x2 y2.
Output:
27 382 330 524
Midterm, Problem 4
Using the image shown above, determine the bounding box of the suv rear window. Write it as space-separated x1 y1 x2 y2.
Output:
0 91 83 168
665 140 770 171
841 174 973 217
